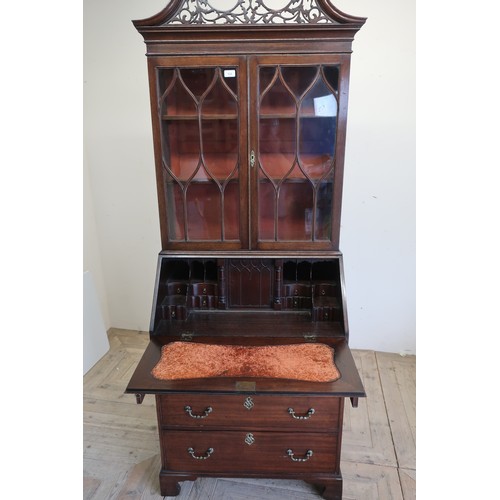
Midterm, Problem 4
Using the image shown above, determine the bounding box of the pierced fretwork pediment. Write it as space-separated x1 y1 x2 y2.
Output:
134 0 366 27
171 0 334 25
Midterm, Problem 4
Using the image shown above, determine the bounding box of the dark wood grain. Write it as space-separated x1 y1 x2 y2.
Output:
157 393 341 431
125 334 365 397
161 430 338 473
127 1 365 498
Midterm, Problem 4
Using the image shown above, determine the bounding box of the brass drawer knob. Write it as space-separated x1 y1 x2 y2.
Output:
184 405 213 419
288 407 315 420
286 449 313 462
187 447 214 460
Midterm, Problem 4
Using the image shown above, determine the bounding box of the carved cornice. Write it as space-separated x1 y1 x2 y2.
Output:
133 0 366 28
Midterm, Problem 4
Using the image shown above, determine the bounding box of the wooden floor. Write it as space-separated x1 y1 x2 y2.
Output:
83 329 415 500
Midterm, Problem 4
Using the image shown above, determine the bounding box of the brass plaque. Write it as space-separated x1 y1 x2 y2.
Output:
235 381 256 392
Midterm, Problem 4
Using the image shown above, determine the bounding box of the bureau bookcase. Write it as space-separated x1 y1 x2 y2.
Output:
126 1 366 498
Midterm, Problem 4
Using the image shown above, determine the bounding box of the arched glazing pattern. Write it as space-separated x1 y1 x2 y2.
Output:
257 64 339 242
158 67 240 241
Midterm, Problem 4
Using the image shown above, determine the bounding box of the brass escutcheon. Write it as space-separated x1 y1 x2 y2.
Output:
245 433 255 445
243 396 254 410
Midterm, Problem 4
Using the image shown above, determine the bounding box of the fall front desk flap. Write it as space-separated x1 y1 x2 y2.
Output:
151 342 340 382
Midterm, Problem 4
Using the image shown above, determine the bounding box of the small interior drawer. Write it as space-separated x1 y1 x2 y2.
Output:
313 283 337 297
166 282 188 295
189 283 218 296
282 283 312 297
157 394 341 431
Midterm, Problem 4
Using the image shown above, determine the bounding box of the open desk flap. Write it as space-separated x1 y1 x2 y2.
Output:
125 335 365 399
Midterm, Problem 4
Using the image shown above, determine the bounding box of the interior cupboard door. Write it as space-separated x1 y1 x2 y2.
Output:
153 56 248 249
249 55 350 251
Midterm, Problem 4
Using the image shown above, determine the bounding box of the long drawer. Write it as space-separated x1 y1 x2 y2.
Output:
161 429 339 473
157 394 341 431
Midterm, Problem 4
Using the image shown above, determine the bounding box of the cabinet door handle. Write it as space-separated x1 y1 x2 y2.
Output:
250 150 256 168
184 405 213 419
187 447 214 460
288 407 315 420
286 449 313 462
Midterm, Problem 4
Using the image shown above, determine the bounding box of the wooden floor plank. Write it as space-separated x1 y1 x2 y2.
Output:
342 350 398 467
211 478 321 499
222 476 319 493
399 468 416 500
376 352 416 470
342 462 404 500
83 331 416 499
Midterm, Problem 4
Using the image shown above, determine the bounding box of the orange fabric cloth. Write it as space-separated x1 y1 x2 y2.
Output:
151 342 340 382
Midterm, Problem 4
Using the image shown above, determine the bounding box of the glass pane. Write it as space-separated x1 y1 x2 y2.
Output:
186 183 221 240
223 181 240 240
322 66 340 92
202 118 239 180
298 77 337 179
315 179 333 241
162 121 201 181
257 64 339 244
277 178 313 240
281 66 318 98
260 68 296 116
180 68 215 101
258 179 276 240
159 69 198 117
158 65 240 243
164 178 185 241
259 118 295 179
201 68 238 116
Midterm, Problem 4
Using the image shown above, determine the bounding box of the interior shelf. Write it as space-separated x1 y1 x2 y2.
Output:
162 113 238 120
165 154 239 182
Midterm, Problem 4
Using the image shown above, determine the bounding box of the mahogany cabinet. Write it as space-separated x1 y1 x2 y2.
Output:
126 1 366 498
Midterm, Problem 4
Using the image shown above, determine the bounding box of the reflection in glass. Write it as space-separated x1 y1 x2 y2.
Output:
158 66 240 242
186 183 222 240
257 64 339 243
165 177 186 241
315 179 333 240
277 178 313 241
201 69 238 115
260 68 295 116
162 121 201 181
259 118 295 179
281 66 317 97
202 119 239 177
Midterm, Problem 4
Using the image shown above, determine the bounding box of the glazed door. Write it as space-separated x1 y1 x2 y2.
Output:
250 56 350 250
153 56 248 249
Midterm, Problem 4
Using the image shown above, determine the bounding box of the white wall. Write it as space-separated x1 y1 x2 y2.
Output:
83 0 415 353
337 0 416 354
83 146 111 329
84 0 164 331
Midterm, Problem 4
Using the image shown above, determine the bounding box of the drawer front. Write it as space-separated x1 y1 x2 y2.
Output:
189 283 218 296
161 430 338 473
282 283 312 297
158 394 341 431
166 282 188 296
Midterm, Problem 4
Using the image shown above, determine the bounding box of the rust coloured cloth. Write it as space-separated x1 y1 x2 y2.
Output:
151 342 340 382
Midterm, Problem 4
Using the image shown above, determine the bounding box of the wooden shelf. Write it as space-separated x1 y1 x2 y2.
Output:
258 153 334 180
164 153 333 182
259 104 336 119
166 154 239 182
162 113 238 120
